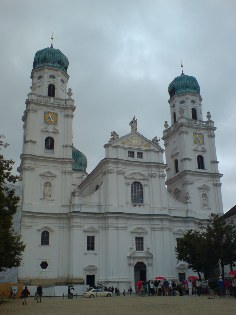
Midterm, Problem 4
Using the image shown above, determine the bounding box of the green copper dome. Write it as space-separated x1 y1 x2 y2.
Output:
33 46 69 73
72 146 87 172
168 73 200 98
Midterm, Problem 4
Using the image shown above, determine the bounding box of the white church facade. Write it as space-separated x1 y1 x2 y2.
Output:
17 45 223 289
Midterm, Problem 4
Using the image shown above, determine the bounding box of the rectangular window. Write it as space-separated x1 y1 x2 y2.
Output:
137 152 143 159
128 151 135 158
135 237 144 251
87 236 95 251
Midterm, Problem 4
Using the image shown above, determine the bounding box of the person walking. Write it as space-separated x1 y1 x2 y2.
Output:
36 285 43 303
207 279 215 299
217 277 225 297
21 286 30 305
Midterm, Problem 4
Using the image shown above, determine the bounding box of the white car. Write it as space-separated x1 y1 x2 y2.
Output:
83 288 112 298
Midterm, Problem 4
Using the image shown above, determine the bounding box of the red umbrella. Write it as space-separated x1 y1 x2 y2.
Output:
154 276 165 280
136 281 144 287
229 270 236 276
188 276 198 281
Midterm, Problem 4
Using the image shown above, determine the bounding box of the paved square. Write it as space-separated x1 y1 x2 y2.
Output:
1 295 235 315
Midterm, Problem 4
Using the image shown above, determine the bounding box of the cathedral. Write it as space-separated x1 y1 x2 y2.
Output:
18 44 223 289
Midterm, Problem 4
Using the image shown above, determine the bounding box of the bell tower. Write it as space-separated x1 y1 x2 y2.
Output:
20 44 75 211
18 43 75 284
162 71 223 217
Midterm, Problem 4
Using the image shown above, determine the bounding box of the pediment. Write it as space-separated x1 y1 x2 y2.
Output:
130 227 148 234
84 265 97 271
120 133 151 149
37 226 54 233
173 229 185 236
197 184 210 191
176 261 188 269
105 129 165 153
39 171 57 178
125 172 149 181
129 249 153 258
83 226 99 233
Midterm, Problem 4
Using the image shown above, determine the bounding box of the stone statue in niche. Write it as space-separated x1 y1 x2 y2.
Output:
179 107 184 117
43 182 52 199
129 116 137 132
202 193 208 207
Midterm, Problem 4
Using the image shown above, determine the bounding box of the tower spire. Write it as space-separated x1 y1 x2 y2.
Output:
181 61 184 75
51 33 54 48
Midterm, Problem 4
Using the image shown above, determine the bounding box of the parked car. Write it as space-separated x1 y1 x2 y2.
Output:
83 288 112 298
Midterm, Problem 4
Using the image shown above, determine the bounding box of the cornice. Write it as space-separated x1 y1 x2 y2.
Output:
21 154 73 163
166 170 223 185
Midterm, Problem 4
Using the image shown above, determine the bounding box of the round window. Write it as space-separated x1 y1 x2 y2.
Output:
40 261 48 270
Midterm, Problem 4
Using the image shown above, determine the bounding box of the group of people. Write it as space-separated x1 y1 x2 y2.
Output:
209 276 236 299
20 284 43 305
136 276 236 298
14 275 236 304
137 279 200 296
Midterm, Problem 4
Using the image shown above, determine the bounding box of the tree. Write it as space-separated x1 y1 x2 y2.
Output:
176 214 236 279
0 135 25 271
176 229 217 280
205 213 236 278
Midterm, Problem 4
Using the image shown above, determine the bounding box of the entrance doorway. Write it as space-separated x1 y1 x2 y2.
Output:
178 272 186 282
86 275 95 287
134 262 147 284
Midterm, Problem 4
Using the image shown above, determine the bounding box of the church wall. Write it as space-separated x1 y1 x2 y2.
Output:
68 212 199 289
18 215 70 284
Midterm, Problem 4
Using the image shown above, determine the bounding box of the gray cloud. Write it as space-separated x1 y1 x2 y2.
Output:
1 0 235 212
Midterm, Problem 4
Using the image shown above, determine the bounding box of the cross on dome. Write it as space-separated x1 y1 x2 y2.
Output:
51 33 54 48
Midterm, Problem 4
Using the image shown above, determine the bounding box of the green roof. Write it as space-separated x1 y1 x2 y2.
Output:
168 73 200 98
33 46 69 73
72 146 87 172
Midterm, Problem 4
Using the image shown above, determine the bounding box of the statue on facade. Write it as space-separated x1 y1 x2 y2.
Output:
202 193 208 207
129 116 137 132
152 136 160 145
43 182 52 199
109 131 119 142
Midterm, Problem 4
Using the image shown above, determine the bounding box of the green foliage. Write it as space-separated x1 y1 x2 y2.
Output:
0 135 25 272
205 213 236 277
176 213 236 279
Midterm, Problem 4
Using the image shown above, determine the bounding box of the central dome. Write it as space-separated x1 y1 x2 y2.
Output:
33 46 69 73
168 73 200 98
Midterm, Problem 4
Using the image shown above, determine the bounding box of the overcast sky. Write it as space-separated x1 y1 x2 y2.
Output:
1 0 235 213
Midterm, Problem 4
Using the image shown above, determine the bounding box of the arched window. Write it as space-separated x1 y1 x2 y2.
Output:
131 181 143 204
173 112 177 123
48 84 55 97
197 155 205 169
45 137 54 150
41 230 49 245
192 108 197 120
174 159 179 173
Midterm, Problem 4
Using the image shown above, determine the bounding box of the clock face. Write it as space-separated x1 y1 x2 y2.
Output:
193 132 204 144
44 112 58 125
